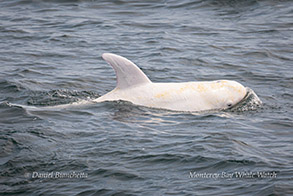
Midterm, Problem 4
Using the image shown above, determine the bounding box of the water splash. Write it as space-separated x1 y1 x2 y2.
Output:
27 90 100 106
229 87 262 112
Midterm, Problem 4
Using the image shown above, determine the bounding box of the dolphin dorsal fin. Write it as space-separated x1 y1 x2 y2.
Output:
102 53 152 89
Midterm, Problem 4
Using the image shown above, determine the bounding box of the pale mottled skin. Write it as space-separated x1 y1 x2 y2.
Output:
94 53 247 112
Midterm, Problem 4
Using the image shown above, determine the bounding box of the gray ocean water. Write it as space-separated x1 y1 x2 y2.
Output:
1 0 293 195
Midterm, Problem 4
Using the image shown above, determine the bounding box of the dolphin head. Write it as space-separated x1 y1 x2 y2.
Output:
211 80 247 110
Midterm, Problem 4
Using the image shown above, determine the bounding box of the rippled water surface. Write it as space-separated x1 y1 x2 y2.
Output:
1 0 292 195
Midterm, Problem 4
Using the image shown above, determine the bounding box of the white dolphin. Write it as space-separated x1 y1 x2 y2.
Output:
94 53 247 112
